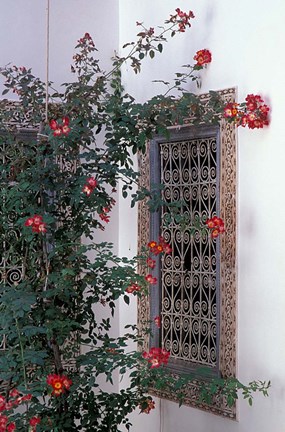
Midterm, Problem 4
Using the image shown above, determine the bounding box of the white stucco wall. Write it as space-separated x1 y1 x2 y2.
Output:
120 1 285 432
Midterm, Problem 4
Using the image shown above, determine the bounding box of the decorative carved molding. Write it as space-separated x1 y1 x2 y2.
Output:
137 88 237 418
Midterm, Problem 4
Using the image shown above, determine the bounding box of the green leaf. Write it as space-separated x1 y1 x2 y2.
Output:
123 295 130 305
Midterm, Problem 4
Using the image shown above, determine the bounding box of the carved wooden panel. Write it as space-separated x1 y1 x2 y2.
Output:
138 88 237 418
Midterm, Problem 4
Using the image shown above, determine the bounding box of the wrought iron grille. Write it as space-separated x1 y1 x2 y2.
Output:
0 131 37 289
149 125 221 374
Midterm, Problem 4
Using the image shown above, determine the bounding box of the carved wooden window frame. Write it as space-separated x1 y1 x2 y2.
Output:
137 88 237 418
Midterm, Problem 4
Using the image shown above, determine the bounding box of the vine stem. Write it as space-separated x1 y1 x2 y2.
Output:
14 316 28 390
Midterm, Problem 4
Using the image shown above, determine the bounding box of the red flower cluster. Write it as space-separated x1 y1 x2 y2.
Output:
99 197 116 225
148 237 172 256
29 416 40 432
205 216 225 238
169 8 195 32
78 32 95 47
142 347 170 368
223 94 270 129
139 397 155 414
0 390 31 412
47 374 72 397
49 117 71 137
154 316 161 328
82 176 98 196
144 237 172 287
193 49 212 67
99 207 111 223
125 283 141 294
0 390 32 432
24 215 47 233
0 416 15 432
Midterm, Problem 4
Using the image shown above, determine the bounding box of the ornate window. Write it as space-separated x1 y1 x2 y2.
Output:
138 88 237 418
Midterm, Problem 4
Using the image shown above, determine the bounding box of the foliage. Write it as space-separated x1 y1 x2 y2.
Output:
0 8 270 432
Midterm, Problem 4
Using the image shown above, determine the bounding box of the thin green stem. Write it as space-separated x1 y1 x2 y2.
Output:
14 316 28 390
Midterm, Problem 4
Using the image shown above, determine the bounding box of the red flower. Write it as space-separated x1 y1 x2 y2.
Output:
87 177 97 188
29 416 41 430
170 8 195 32
194 49 212 66
99 212 110 223
223 102 239 119
158 236 172 254
126 283 141 294
9 389 19 398
7 422 16 432
145 274 157 285
24 217 34 227
206 216 225 238
139 397 155 414
0 414 7 428
148 238 172 255
146 257 156 269
47 374 72 397
154 316 161 328
82 185 93 196
83 176 98 196
24 215 47 234
224 94 270 130
49 117 71 137
143 347 170 368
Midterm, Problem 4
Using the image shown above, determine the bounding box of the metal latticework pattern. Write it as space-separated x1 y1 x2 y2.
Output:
137 88 237 418
160 135 219 369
